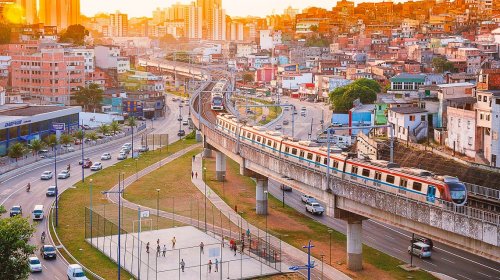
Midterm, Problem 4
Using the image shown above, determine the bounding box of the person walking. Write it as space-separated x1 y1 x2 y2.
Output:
191 171 194 178
171 236 176 249
157 238 160 246
195 172 198 179
208 260 212 273
200 242 204 254
162 245 167 257
215 258 219 272
156 244 161 257
146 242 150 254
180 259 185 272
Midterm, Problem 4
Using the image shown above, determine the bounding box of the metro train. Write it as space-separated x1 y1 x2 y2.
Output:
215 114 468 206
211 79 228 111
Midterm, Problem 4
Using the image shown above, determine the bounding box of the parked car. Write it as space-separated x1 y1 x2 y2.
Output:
301 194 315 203
57 170 70 179
40 245 57 259
90 162 102 171
301 111 306 117
29 256 42 273
122 143 132 149
306 201 325 215
332 122 343 127
282 120 289 125
120 148 130 155
46 186 56 197
9 205 22 217
40 171 53 180
177 129 186 136
408 242 431 258
83 161 92 169
38 150 50 158
101 153 111 160
67 146 75 152
280 185 292 192
414 236 434 250
117 152 127 160
275 124 282 130
139 146 149 152
79 157 90 165
182 120 189 126
67 264 89 280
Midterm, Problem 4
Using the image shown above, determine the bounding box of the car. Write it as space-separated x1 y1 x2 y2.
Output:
280 185 292 192
139 146 149 152
177 116 183 121
301 107 306 111
282 120 289 125
67 264 89 280
117 152 127 160
57 170 70 179
177 129 186 136
101 153 111 160
46 186 57 197
79 157 90 165
182 120 189 126
332 122 343 127
414 236 434 250
122 143 132 149
40 171 53 180
301 194 315 203
40 245 57 259
90 162 102 171
306 201 325 215
83 160 92 168
38 149 50 158
67 146 75 152
301 111 306 117
408 242 432 259
29 256 42 273
275 124 282 130
120 148 130 155
284 107 289 111
10 205 22 217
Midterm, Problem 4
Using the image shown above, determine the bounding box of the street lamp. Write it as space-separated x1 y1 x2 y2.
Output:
222 174 225 197
264 190 269 262
203 166 207 232
156 189 160 230
328 229 333 265
89 179 93 240
320 254 325 280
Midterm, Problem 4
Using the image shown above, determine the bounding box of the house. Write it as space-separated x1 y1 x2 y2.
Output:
445 98 478 158
388 107 428 142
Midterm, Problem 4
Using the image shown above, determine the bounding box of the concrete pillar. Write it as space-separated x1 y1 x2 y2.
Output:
255 178 268 215
195 130 202 142
215 151 226 181
347 220 363 271
203 148 212 158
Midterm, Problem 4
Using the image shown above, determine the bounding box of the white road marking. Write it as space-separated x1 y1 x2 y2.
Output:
384 234 395 240
477 272 491 278
42 265 48 269
55 277 61 280
422 260 437 267
392 247 404 253
457 274 473 280
441 258 455 264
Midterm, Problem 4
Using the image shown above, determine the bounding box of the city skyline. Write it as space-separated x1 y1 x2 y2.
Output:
81 0 380 18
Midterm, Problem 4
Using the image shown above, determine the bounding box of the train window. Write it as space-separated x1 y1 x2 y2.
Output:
285 146 290 153
400 179 408 188
307 153 313 160
316 156 321 163
374 172 382 181
291 148 297 155
412 182 422 191
262 137 266 144
362 168 370 177
333 161 339 168
267 140 272 146
323 158 328 165
351 166 358 174
273 142 277 149
299 151 305 158
256 136 261 142
252 134 256 141
386 175 395 184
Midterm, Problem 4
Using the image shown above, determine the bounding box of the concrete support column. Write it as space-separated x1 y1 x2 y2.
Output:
255 178 268 215
347 220 363 271
195 130 202 142
203 148 212 158
215 151 226 181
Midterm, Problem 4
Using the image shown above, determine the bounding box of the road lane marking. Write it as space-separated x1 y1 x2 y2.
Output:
42 265 48 269
457 274 473 280
477 272 491 278
441 258 455 264
422 260 437 267
384 234 395 240
392 247 404 253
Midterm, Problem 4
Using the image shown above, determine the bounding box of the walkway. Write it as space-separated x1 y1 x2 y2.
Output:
191 154 351 280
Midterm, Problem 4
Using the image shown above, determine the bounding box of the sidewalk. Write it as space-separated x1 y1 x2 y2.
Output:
191 154 351 280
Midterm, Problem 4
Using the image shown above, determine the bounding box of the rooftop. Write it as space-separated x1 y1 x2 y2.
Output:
0 105 75 116
437 82 474 88
390 73 426 83
389 107 427 114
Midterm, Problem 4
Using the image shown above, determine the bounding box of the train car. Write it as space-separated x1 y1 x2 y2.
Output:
215 114 467 206
211 79 228 111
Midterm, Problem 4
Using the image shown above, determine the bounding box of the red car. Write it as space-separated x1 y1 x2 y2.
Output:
83 160 92 168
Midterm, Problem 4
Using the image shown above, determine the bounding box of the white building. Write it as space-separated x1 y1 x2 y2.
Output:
446 106 477 158
229 22 244 41
94 45 130 74
259 30 282 50
212 8 226 40
185 4 202 39
68 48 95 73
236 43 258 58
109 11 128 37
388 107 428 142
280 72 313 90
0 55 11 77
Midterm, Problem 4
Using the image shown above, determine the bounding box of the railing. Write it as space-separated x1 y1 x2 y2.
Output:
465 182 500 201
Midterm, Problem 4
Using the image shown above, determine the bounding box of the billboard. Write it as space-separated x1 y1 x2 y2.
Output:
123 101 144 117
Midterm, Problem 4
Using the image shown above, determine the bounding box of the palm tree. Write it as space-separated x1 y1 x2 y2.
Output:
60 134 73 148
8 143 26 162
73 130 84 144
29 139 45 161
127 117 137 157
44 134 58 149
97 124 110 135
86 131 98 143
110 121 121 135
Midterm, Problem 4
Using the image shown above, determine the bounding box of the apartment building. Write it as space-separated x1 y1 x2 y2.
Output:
94 45 130 74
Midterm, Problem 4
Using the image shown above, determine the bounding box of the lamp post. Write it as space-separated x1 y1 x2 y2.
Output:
54 144 59 227
89 179 93 240
81 124 85 183
222 174 225 197
328 229 333 265
135 158 139 180
156 189 160 230
320 254 325 280
203 166 207 232
264 190 269 262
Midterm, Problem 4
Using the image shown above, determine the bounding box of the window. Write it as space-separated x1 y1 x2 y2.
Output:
410 115 415 121
458 119 461 127
496 99 500 105
333 161 339 168
307 153 313 160
351 166 358 174
262 137 266 144
273 142 277 149
316 156 321 163
299 151 305 158
467 121 471 129
386 174 395 184
483 96 487 102
323 158 328 165
256 136 261 142
478 95 482 101
486 114 490 121
362 168 370 177
374 172 382 181
267 140 272 146
412 182 422 191
291 148 297 155
400 179 408 188
480 114 484 120
421 115 426 121
468 137 473 145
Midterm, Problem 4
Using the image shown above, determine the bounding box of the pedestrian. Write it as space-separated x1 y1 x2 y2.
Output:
200 241 204 254
208 260 212 273
246 228 250 238
241 239 245 253
192 155 195 161
157 244 161 257
172 236 176 249
215 258 219 272
146 242 150 254
191 171 194 178
234 204 238 213
180 259 185 272
195 172 198 179
157 238 160 246
162 245 167 257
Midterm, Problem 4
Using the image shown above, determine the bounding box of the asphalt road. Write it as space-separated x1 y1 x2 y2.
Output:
265 98 500 280
0 93 190 280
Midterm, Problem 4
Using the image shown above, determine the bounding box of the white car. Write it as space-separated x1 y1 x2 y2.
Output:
101 153 111 160
40 171 53 180
117 152 127 160
122 143 132 150
306 201 325 215
301 194 315 203
90 162 102 171
67 264 89 280
57 170 70 179
182 120 189 126
29 256 42 273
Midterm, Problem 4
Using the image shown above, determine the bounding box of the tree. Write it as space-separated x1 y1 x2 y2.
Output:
432 57 455 73
7 143 26 162
73 130 84 141
110 121 121 135
242 73 254 83
97 124 110 135
59 134 73 148
44 134 58 149
28 139 45 160
59 24 89 45
86 132 98 142
328 80 378 112
354 78 381 93
0 216 36 280
73 84 104 112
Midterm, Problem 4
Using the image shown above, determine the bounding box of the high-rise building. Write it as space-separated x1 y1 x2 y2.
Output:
212 8 226 40
184 4 202 39
109 11 128 37
15 0 37 24
39 0 80 29
196 0 224 40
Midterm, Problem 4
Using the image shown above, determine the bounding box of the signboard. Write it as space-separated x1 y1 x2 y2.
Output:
123 101 144 117
52 123 65 131
140 210 150 218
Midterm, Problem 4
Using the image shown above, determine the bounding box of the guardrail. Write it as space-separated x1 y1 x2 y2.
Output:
466 183 500 201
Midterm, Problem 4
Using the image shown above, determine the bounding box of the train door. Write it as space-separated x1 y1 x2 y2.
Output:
426 186 436 203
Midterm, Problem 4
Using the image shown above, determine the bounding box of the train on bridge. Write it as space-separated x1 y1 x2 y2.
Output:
216 114 468 206
211 79 228 111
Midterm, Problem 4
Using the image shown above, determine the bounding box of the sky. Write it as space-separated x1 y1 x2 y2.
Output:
81 0 348 18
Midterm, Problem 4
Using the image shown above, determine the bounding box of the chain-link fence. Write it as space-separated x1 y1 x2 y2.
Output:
141 134 169 149
84 202 282 279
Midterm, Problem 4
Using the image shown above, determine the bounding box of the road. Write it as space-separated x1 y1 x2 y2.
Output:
264 97 500 280
0 93 190 280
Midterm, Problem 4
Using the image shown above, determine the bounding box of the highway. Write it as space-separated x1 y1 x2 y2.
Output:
0 93 189 280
